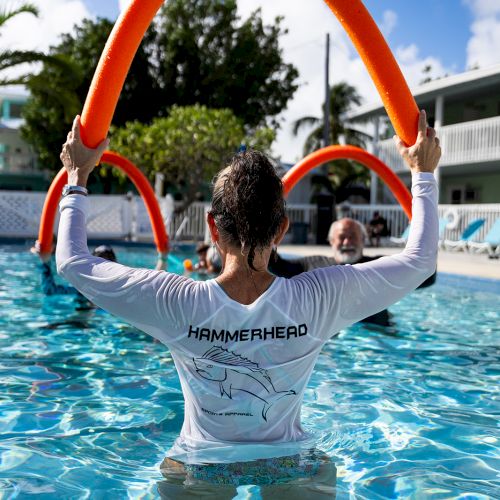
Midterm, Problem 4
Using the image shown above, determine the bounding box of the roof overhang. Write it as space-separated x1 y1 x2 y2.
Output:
348 63 500 121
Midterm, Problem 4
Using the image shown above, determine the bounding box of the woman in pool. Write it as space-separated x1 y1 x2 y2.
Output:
56 111 440 496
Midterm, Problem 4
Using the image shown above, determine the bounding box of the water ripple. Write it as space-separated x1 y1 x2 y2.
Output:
1 245 499 498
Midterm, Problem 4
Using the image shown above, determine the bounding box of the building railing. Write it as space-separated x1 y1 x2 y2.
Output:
0 153 38 172
1 190 500 246
378 115 500 172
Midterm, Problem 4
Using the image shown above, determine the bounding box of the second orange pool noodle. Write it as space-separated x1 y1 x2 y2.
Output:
283 145 413 220
101 151 168 253
323 0 420 147
38 151 168 254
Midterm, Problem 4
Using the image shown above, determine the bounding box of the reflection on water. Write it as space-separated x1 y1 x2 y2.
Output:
0 245 499 498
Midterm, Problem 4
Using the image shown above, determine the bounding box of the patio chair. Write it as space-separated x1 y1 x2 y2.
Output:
390 218 448 247
389 225 411 246
442 218 486 252
467 219 500 258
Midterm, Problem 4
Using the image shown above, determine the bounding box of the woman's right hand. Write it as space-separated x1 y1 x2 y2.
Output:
393 110 441 174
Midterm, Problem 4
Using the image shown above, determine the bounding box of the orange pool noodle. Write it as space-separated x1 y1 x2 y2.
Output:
283 145 412 220
80 0 164 148
323 0 419 147
101 151 168 253
38 151 168 254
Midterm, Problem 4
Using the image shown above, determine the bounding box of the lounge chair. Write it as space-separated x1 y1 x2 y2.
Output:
467 219 500 258
390 218 448 247
442 218 486 252
389 225 411 246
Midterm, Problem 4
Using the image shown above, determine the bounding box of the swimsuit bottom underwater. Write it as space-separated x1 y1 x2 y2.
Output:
161 450 326 486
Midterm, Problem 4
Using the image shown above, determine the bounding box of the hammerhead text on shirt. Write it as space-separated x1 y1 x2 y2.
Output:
187 324 308 343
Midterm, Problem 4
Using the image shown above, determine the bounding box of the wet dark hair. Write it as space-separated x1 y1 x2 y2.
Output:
92 245 117 262
210 150 286 271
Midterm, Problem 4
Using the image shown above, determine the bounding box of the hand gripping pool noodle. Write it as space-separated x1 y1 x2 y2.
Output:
322 0 419 147
283 146 412 220
38 0 166 254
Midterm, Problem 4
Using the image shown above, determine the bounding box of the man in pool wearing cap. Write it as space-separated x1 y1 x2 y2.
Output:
269 218 436 326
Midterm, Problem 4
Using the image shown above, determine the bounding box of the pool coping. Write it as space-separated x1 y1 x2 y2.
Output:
2 238 500 294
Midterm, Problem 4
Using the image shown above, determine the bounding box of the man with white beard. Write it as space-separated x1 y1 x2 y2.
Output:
269 218 435 326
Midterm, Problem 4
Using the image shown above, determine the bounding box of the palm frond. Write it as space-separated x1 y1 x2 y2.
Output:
302 126 323 156
291 116 319 136
0 3 38 28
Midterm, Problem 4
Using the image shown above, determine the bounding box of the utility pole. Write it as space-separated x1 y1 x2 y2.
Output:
323 33 331 149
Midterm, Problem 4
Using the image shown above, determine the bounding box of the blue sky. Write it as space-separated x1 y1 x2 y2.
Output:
364 0 473 71
3 0 499 161
82 0 476 73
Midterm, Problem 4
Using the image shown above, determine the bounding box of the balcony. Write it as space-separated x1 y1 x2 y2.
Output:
377 115 500 173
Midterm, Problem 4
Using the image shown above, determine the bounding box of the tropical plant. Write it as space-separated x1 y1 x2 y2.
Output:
0 3 66 86
110 105 276 209
293 81 368 154
22 2 298 173
293 82 372 201
21 17 157 172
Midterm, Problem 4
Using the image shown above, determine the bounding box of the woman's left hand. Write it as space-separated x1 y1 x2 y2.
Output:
60 115 109 186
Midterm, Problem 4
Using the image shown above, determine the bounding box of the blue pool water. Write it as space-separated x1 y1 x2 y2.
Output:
1 244 499 498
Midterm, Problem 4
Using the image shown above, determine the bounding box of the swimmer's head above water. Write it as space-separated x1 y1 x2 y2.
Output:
328 218 367 265
208 150 289 273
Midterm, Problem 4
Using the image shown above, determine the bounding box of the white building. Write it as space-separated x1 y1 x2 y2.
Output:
0 91 44 190
349 64 500 205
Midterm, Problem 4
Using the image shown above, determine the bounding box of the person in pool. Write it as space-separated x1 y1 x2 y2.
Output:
55 111 440 495
269 217 436 326
32 240 117 296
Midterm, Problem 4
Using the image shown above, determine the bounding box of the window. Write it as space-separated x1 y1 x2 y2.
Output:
9 102 24 119
448 186 480 204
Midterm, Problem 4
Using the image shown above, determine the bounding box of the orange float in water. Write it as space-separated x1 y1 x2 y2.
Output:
183 259 194 273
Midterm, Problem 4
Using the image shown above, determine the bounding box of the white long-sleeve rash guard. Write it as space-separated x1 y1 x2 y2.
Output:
56 172 438 463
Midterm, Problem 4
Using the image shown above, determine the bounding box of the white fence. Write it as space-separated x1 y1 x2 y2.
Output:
378 115 500 172
1 190 500 244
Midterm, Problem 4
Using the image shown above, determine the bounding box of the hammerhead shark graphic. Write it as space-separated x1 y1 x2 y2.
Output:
193 346 296 421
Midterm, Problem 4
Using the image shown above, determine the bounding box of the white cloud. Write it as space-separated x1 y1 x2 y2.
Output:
380 10 398 37
118 0 132 11
237 2 451 163
463 0 500 68
396 44 449 87
0 0 91 90
237 0 377 162
463 0 500 17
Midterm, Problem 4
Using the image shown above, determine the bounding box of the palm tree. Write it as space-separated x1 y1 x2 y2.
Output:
293 81 370 153
292 81 372 201
0 3 65 86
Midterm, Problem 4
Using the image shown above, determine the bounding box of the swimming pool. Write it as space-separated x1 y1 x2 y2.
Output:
1 243 499 498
